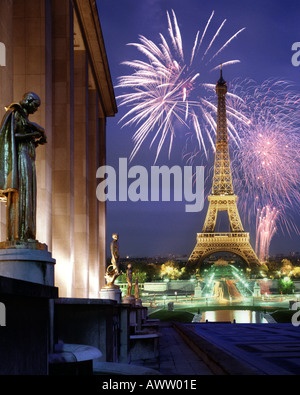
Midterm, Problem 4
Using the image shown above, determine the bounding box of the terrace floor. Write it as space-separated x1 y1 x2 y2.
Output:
132 321 300 375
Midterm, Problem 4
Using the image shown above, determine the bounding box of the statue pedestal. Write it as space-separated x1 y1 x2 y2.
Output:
135 298 142 307
194 286 202 298
0 241 55 286
99 287 122 303
122 296 136 305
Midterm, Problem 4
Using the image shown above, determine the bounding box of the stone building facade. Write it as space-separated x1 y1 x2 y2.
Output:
0 0 117 297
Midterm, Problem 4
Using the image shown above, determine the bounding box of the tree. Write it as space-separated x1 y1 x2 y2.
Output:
278 277 295 294
259 263 269 277
266 260 280 278
281 259 294 277
160 260 181 280
145 263 161 281
116 270 147 284
292 267 300 279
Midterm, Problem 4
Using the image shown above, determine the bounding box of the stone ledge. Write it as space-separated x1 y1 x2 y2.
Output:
130 333 160 340
0 248 55 262
0 275 58 299
0 240 48 251
0 248 55 286
54 297 117 305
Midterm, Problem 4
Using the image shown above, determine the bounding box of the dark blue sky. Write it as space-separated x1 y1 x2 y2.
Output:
97 0 300 258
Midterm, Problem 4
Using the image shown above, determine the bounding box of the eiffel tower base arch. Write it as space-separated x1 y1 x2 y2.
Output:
188 232 260 268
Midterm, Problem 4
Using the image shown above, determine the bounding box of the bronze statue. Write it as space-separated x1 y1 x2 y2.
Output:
104 233 121 288
0 92 46 241
126 263 132 297
134 276 140 299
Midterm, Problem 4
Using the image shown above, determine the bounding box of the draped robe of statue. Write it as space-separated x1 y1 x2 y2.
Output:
0 94 46 241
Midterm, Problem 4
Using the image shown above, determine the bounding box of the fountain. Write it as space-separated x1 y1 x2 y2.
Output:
201 256 253 301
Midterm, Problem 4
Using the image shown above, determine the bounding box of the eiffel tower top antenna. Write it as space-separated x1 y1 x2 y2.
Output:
217 63 226 86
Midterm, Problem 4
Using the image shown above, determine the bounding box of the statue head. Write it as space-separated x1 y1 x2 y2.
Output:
112 233 119 240
20 92 41 115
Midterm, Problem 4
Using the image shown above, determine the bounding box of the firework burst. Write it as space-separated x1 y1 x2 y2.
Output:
255 206 279 262
117 10 245 162
229 78 300 234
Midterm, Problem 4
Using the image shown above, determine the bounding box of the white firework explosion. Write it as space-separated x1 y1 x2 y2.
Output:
117 9 246 163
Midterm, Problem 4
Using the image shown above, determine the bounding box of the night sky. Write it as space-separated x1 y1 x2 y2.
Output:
97 0 300 258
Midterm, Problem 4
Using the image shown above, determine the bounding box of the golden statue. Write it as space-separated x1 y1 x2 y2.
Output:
110 233 119 273
134 277 140 299
104 233 121 289
126 263 132 297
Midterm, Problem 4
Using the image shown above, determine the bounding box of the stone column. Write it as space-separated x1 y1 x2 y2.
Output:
88 84 100 298
73 48 89 298
52 0 75 297
98 116 107 290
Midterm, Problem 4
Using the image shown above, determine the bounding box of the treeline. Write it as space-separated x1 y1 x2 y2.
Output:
106 259 195 283
106 257 300 283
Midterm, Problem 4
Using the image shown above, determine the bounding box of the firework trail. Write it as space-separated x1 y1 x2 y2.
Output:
255 206 279 262
228 78 300 235
117 9 245 162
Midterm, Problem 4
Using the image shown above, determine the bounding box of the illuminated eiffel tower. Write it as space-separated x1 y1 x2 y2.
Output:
188 69 260 267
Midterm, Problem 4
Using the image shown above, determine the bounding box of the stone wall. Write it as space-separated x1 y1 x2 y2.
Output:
0 276 58 375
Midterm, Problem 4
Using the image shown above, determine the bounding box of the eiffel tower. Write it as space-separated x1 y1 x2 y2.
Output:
188 69 260 268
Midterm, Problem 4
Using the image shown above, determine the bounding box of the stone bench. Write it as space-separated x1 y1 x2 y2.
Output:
129 333 160 361
49 343 102 375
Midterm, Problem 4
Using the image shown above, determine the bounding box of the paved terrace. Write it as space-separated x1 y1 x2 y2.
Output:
131 322 300 375
173 322 300 375
130 321 213 375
